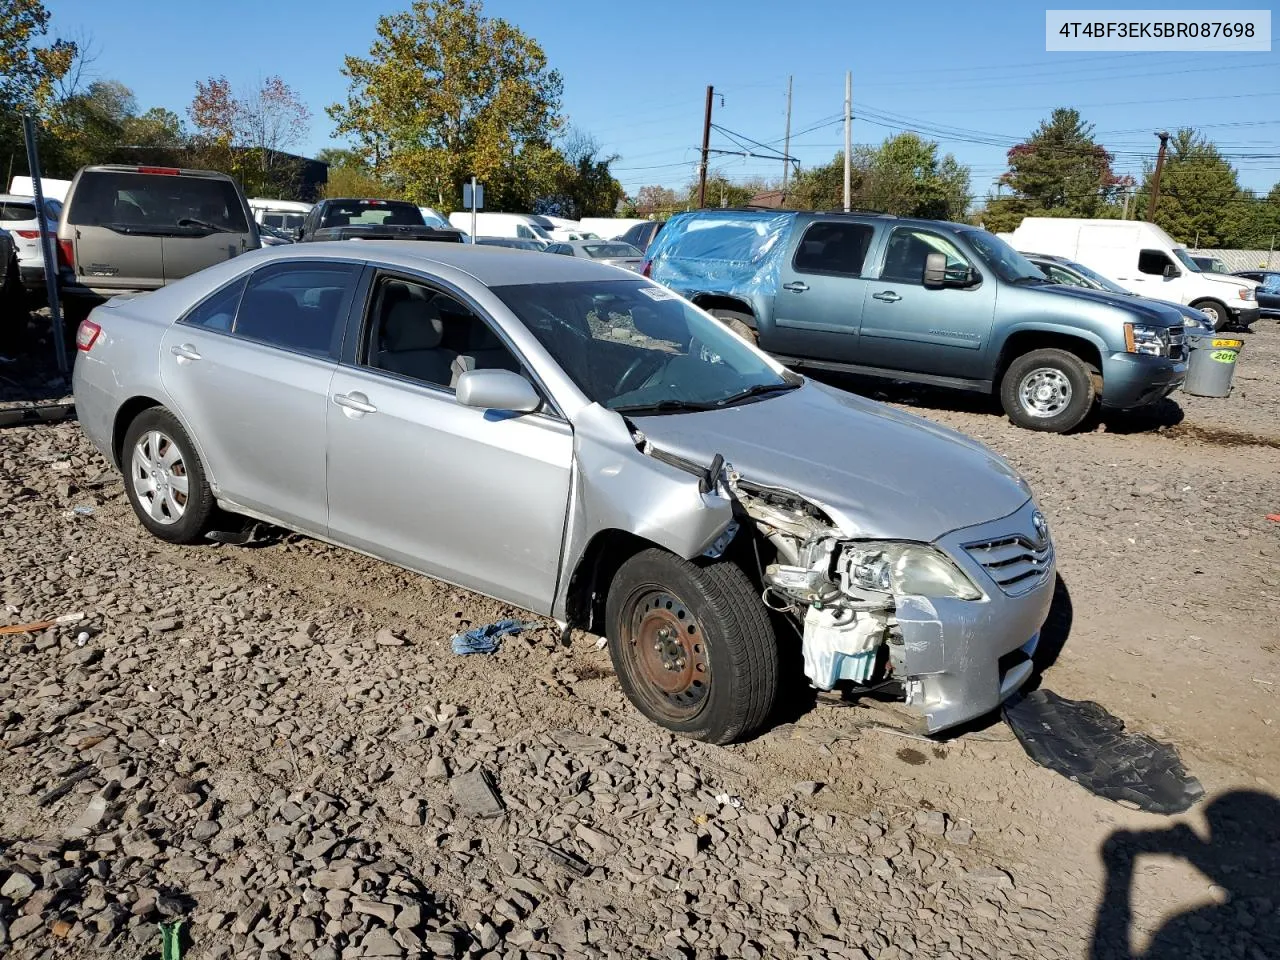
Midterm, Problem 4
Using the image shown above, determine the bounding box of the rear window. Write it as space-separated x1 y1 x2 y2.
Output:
319 201 423 228
66 171 249 233
582 243 642 259
263 212 306 230
0 201 38 221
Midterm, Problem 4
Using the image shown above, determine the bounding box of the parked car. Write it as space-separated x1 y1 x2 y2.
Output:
1233 270 1279 318
1191 255 1227 274
474 237 546 251
646 210 1188 433
297 198 426 240
72 241 1055 743
249 198 312 235
620 220 664 254
0 193 61 292
56 164 259 315
1023 252 1214 331
578 217 650 240
544 239 645 271
257 224 295 246
1006 218 1258 331
448 212 591 243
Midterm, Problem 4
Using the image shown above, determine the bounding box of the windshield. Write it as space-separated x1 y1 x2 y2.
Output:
583 242 642 259
492 279 795 413
961 229 1046 282
1057 259 1130 294
1172 248 1203 272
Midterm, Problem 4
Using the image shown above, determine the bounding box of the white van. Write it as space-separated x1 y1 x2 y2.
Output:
1007 217 1258 330
248 198 313 234
447 212 594 243
10 175 72 203
577 217 648 240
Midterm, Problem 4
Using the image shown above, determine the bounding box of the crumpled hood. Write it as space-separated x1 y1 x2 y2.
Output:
630 381 1031 543
1032 282 1186 326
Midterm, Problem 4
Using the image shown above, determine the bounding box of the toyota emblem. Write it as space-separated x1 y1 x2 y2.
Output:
1032 510 1049 544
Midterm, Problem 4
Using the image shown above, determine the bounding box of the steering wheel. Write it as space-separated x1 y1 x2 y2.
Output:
615 353 662 396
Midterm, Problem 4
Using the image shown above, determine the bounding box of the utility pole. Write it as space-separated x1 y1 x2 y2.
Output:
843 71 852 212
697 85 714 209
1146 130 1170 222
781 75 793 199
1122 189 1131 220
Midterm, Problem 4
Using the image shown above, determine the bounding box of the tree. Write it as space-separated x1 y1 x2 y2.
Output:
634 185 682 218
982 108 1130 232
0 0 75 113
188 75 310 197
1134 129 1246 247
556 128 623 218
1232 182 1280 251
328 0 563 212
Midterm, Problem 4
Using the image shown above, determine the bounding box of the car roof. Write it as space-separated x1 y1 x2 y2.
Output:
82 164 234 180
250 240 635 285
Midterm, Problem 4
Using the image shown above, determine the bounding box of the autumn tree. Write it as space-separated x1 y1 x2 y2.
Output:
1134 129 1246 247
634 184 682 218
983 109 1130 232
328 0 563 212
188 75 310 197
0 0 75 113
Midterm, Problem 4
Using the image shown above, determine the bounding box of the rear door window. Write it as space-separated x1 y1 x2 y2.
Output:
66 171 249 233
0 201 38 221
232 261 360 357
792 222 875 277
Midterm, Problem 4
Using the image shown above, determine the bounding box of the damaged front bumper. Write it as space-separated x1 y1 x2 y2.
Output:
895 500 1055 732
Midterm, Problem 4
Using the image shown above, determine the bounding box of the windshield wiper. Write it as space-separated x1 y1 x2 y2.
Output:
612 398 720 416
177 217 232 233
714 381 800 407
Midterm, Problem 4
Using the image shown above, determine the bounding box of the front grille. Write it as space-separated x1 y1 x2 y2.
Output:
963 534 1053 595
1169 325 1186 361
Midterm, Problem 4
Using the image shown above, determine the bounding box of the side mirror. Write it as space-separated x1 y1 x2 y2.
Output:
1163 263 1180 279
922 251 947 288
292 227 304 241
455 369 540 413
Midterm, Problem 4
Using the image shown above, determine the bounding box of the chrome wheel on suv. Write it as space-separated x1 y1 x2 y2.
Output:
1018 368 1072 418
1000 347 1096 433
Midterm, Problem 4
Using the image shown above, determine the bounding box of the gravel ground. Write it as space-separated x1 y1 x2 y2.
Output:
1 317 1277 959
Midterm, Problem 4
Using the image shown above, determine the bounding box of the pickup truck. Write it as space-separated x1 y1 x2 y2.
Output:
644 210 1188 432
296 198 464 244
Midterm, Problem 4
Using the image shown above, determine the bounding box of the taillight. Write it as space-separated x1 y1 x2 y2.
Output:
641 260 652 278
14 229 40 239
137 166 180 175
76 319 101 352
57 239 74 270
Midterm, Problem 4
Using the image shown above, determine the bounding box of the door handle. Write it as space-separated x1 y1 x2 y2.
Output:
872 291 902 303
170 343 202 362
782 281 809 293
333 391 377 416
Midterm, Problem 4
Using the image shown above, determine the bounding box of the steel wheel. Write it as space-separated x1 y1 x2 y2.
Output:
1018 367 1073 419
130 429 190 525
621 588 711 722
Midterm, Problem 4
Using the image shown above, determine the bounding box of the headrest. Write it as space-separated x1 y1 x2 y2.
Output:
385 299 442 351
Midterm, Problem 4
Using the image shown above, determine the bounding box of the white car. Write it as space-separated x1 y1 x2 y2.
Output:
0 194 61 292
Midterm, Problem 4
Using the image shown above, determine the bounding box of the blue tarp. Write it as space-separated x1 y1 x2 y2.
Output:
645 210 795 306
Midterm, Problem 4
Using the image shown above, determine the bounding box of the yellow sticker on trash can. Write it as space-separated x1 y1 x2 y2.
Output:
1211 338 1243 348
1210 350 1237 362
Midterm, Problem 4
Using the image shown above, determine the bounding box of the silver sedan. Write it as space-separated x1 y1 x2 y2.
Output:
73 243 1055 743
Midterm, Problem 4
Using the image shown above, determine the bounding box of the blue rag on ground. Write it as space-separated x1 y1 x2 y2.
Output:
450 618 538 655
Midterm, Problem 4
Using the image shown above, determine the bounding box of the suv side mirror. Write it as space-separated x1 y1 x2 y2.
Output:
455 369 540 413
923 252 947 288
1163 263 1180 279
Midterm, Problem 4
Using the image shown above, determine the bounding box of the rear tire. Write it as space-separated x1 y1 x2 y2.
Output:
121 407 217 544
1000 348 1096 433
1190 299 1230 332
606 548 778 744
707 308 759 346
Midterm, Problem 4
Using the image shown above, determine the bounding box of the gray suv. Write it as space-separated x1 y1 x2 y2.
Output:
57 165 259 313
645 210 1188 432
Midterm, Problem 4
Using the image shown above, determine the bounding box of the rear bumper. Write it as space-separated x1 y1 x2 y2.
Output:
891 500 1056 734
1100 353 1186 409
19 265 44 289
1230 305 1260 325
70 354 119 464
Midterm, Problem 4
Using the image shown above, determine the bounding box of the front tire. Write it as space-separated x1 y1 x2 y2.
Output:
606 548 778 744
121 407 216 544
1000 348 1096 433
1190 299 1230 332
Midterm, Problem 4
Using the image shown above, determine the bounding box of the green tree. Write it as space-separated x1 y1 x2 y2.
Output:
328 0 563 213
634 184 682 218
983 108 1130 232
0 0 75 113
1231 182 1280 250
1134 129 1246 247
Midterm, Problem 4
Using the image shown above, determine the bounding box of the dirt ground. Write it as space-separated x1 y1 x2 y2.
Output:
0 315 1277 959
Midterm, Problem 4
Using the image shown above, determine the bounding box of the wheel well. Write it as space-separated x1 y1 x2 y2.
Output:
691 295 756 326
996 332 1103 391
1189 297 1227 311
111 396 163 467
564 529 654 635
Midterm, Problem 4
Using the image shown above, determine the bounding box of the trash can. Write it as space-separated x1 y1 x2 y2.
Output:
1182 333 1243 398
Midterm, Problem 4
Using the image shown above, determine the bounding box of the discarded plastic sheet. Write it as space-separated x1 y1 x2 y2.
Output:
1003 689 1204 815
72 505 95 516
450 618 537 655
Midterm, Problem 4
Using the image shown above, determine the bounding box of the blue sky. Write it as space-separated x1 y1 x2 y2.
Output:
45 0 1280 200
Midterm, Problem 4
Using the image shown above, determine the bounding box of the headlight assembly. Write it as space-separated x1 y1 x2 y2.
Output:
839 542 983 601
1124 322 1168 356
